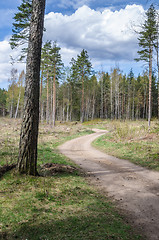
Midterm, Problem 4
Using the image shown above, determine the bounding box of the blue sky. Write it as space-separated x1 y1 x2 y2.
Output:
0 0 158 89
0 0 154 39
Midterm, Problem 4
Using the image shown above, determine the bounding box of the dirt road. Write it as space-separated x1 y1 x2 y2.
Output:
58 129 159 240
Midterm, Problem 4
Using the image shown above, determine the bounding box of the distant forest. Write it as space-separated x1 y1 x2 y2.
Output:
0 55 158 122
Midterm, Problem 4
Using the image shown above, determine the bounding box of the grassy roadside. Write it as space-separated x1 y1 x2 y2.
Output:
86 119 159 171
0 118 93 167
0 118 141 240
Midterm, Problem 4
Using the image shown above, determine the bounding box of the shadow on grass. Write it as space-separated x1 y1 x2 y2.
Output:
0 169 142 240
0 205 139 240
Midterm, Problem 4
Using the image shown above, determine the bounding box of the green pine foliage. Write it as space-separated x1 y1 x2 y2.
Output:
41 41 64 81
135 4 157 63
10 0 32 61
70 49 93 122
135 4 158 127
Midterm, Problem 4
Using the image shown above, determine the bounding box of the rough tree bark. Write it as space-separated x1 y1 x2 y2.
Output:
157 27 159 120
18 0 46 175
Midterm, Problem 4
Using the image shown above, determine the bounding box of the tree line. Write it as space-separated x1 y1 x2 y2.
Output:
0 62 158 123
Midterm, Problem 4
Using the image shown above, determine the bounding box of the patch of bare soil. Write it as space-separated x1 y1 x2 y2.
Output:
39 163 78 176
58 129 159 240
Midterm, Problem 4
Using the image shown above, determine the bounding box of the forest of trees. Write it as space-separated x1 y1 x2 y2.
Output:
0 3 159 124
0 62 158 123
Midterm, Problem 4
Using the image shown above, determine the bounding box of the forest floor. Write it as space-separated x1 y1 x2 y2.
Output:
59 128 159 240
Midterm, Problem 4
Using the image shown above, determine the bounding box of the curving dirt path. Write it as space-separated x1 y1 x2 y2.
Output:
58 129 159 240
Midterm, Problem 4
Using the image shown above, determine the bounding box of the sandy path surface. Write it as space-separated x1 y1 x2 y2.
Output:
58 129 159 240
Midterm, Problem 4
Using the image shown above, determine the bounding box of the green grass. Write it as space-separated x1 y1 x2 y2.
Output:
0 119 141 240
92 120 159 171
0 156 140 240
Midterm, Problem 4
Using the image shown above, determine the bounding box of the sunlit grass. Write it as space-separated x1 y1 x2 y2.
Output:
92 119 159 170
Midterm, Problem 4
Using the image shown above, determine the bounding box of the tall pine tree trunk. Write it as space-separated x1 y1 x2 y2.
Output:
143 86 146 119
148 46 152 128
18 0 45 175
100 74 104 119
81 72 85 123
110 77 113 120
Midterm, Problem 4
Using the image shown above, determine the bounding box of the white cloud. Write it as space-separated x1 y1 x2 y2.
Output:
0 40 25 88
0 4 145 89
44 4 144 68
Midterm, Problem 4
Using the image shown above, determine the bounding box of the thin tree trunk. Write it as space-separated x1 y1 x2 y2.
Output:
40 70 43 122
66 86 69 122
81 71 84 123
127 82 130 120
118 92 120 119
18 0 45 175
148 46 152 128
92 95 95 120
2 106 5 117
122 91 125 120
115 76 119 119
50 77 53 124
10 87 14 118
132 84 135 120
110 76 113 120
69 87 72 121
143 86 146 119
100 74 104 119
15 71 24 119
52 65 56 126
46 71 49 123
15 85 22 119
62 101 65 121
